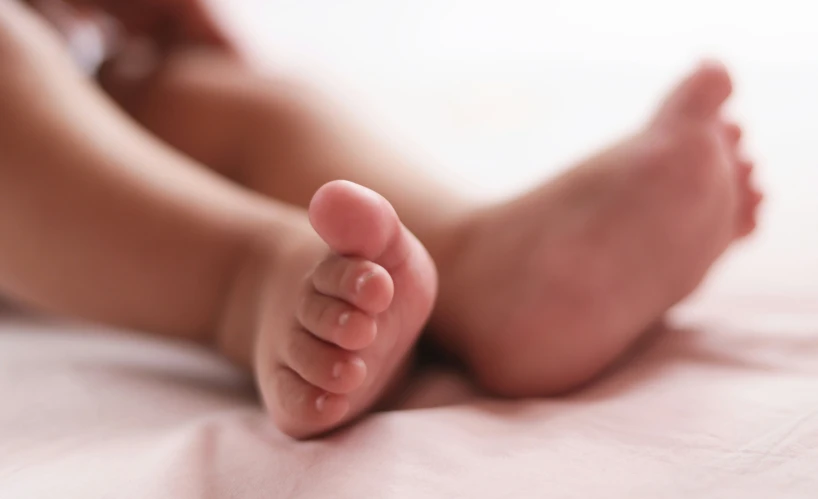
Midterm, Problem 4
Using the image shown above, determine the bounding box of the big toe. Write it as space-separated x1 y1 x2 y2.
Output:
309 180 411 270
655 60 733 124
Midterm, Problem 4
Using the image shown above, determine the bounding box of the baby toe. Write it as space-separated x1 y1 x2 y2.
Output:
722 121 742 148
297 290 378 350
738 160 753 178
734 163 763 238
311 255 394 315
265 365 350 439
282 324 367 394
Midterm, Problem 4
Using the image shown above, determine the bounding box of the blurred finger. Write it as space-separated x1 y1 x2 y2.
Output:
59 0 238 53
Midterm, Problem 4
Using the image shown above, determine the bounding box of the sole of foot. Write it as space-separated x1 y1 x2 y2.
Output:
255 181 437 439
433 61 763 397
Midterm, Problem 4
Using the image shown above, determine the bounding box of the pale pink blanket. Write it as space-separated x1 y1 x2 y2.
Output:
2 225 818 498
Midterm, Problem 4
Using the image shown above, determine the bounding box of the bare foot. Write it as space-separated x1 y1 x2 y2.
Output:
237 181 437 438
434 62 763 396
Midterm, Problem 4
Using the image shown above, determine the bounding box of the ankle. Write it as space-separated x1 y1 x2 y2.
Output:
424 203 491 347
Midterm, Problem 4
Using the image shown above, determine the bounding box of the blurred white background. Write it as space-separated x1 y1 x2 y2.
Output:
220 0 818 303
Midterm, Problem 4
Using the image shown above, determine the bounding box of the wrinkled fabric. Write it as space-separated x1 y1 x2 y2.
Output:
2 253 818 499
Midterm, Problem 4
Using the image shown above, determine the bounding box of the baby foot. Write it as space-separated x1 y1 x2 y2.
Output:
253 181 437 438
433 62 762 396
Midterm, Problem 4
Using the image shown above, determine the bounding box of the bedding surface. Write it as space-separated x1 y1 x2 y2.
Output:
3 0 818 497
2 246 818 499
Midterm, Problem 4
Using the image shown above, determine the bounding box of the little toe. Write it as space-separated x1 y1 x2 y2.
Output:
265 366 350 439
312 255 394 315
735 206 759 238
297 291 378 350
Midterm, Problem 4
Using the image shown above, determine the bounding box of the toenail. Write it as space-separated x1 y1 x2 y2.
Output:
316 393 329 412
355 271 376 294
338 311 350 326
332 362 345 379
